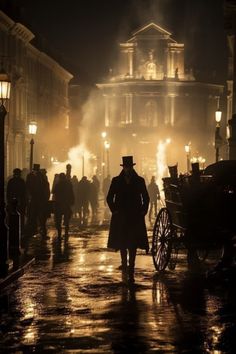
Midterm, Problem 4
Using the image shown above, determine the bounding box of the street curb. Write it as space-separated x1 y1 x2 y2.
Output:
0 256 35 291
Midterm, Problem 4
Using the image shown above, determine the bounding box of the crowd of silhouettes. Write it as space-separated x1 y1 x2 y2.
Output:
6 162 111 238
6 160 163 242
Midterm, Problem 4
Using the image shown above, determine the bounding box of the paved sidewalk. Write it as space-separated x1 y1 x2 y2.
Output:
0 254 35 290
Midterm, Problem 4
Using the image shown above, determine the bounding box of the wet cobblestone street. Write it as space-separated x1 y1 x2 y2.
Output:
0 215 236 353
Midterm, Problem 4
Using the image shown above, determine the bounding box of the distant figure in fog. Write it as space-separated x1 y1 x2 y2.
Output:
26 164 50 236
89 175 100 220
106 156 149 284
147 176 160 221
66 163 72 181
77 176 90 226
53 172 74 237
6 168 27 233
39 168 51 235
21 168 29 181
102 175 111 205
51 174 59 199
71 175 79 217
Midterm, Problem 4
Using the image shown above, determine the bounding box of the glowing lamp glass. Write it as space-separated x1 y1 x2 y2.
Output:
184 145 190 154
215 109 222 123
0 71 11 101
29 121 37 135
104 141 110 149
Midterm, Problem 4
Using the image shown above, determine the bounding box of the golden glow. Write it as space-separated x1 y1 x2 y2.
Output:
215 109 222 124
101 131 107 139
47 144 94 186
166 138 171 144
184 145 190 154
156 139 169 199
28 121 37 135
104 141 110 149
0 70 11 101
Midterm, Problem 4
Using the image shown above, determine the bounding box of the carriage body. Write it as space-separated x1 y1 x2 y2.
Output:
152 161 236 271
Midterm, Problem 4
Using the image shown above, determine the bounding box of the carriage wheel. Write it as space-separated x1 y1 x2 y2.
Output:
152 208 173 271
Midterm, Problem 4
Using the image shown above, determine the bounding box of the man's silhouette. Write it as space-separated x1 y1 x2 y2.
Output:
106 156 149 283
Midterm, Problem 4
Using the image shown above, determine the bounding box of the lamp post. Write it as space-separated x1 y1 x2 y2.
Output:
215 108 222 162
28 121 37 171
0 68 11 276
104 141 110 176
184 144 191 173
101 131 107 181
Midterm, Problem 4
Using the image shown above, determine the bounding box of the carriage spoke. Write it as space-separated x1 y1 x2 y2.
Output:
152 208 173 271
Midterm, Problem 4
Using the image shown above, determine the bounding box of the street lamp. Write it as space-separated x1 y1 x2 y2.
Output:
28 121 37 171
215 108 222 162
101 131 107 139
184 144 191 173
104 141 110 176
101 131 107 181
0 68 11 276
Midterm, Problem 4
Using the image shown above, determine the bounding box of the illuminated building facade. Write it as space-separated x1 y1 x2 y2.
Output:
97 22 224 178
0 10 73 176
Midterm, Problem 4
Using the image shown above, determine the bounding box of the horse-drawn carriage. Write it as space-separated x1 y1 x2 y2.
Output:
151 160 236 272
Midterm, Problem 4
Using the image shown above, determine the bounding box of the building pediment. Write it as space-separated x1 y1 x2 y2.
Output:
128 22 174 42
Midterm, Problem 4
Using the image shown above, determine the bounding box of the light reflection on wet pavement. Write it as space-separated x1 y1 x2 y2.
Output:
0 219 236 353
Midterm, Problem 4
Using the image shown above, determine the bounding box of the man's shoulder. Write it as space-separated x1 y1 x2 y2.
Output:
136 175 145 183
111 176 120 183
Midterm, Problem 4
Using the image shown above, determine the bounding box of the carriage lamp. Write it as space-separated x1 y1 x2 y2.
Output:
0 67 11 276
215 108 222 163
28 121 38 171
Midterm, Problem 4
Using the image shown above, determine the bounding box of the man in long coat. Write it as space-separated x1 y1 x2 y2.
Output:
53 173 74 237
106 156 149 283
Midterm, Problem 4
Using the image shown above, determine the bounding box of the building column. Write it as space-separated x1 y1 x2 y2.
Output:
128 48 134 77
125 94 133 124
104 95 109 127
226 80 233 122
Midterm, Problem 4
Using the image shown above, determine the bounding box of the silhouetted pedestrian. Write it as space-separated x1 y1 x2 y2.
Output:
51 174 59 198
147 176 160 221
71 175 79 217
40 168 51 235
6 168 27 234
107 156 149 283
77 176 90 226
66 163 72 181
89 176 100 220
26 164 50 236
53 172 74 237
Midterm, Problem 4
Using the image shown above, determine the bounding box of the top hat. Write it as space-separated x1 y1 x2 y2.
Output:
191 162 200 175
168 164 178 179
120 156 136 167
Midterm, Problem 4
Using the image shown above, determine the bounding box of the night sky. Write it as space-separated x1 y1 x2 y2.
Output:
0 0 227 86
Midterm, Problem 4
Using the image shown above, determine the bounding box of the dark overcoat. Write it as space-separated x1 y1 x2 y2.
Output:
106 170 150 251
